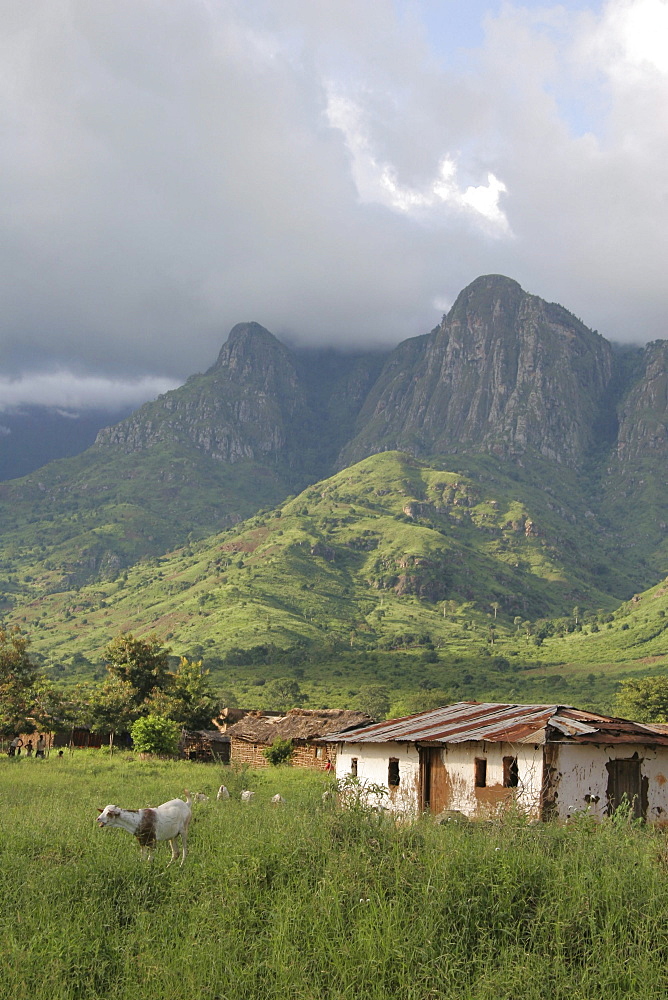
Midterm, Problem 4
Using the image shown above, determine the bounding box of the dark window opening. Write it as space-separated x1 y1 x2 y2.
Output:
350 757 358 777
474 757 487 787
388 757 400 787
503 756 519 788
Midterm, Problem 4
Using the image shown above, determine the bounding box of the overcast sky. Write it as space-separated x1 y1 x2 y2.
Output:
1 0 667 410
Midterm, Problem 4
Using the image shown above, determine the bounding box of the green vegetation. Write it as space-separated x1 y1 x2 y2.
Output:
4 450 668 715
130 714 181 756
0 625 41 732
263 737 294 766
0 450 629 656
2 755 668 999
614 676 668 723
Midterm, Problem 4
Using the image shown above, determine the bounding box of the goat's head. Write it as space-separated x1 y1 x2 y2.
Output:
96 805 121 826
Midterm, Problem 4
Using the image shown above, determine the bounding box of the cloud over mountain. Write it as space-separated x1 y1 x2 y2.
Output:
0 0 666 404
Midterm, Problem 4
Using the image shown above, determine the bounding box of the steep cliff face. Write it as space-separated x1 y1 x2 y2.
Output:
96 322 316 473
339 275 615 468
614 342 668 465
96 323 387 482
600 341 668 573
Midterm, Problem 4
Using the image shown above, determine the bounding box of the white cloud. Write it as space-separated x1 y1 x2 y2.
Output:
0 372 181 413
0 0 666 385
597 0 668 74
325 87 509 231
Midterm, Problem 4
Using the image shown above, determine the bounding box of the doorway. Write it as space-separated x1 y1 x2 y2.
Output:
419 747 448 812
605 757 648 819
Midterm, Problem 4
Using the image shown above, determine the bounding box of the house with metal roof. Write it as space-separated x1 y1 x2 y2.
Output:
326 702 668 821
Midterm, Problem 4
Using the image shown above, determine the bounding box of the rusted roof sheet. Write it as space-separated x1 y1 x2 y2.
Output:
325 702 668 747
642 722 668 735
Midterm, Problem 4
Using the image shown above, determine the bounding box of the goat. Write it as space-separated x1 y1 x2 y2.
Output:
192 792 209 803
240 790 255 802
96 791 192 865
217 784 230 800
270 794 285 806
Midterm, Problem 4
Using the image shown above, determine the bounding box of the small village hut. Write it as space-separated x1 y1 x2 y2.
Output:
326 701 668 821
226 708 371 769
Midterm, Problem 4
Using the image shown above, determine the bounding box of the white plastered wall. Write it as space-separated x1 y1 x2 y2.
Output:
335 741 421 813
440 741 544 819
334 739 544 818
550 743 668 821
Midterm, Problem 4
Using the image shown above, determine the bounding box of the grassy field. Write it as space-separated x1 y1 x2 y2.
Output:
2 753 668 999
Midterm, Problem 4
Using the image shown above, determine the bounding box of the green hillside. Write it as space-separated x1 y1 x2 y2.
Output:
6 449 667 713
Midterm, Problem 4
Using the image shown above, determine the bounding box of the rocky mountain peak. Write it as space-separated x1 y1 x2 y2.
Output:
207 322 292 378
339 275 615 468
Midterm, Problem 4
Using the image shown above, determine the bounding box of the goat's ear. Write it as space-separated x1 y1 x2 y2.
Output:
97 808 104 813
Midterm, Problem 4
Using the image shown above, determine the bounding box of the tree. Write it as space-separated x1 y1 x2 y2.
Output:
130 714 180 756
263 678 306 713
390 689 450 717
614 676 668 723
90 679 138 752
31 679 72 737
490 602 500 619
147 657 221 730
104 633 170 705
0 627 41 735
354 685 391 722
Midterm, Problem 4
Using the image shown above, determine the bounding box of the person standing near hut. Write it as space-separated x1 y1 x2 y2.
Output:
36 734 47 758
8 736 23 757
25 739 34 756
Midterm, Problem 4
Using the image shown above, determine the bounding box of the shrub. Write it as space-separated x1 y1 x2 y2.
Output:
263 738 293 766
130 714 180 756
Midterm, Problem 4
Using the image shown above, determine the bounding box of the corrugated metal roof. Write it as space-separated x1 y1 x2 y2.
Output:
326 702 668 747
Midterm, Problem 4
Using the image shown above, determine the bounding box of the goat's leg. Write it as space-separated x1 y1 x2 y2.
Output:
165 837 179 866
179 829 188 866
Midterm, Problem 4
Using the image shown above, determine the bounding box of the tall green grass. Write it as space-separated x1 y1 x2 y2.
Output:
2 752 668 999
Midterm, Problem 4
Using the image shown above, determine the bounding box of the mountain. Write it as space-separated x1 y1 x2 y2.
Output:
601 340 668 570
339 275 616 468
2 274 668 694
0 328 385 593
96 324 385 480
9 449 620 660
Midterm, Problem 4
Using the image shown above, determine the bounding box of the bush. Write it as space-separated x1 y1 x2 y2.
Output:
130 714 180 756
263 738 293 766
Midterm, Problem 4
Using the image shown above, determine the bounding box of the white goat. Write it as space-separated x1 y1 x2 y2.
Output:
270 794 285 806
192 792 209 803
96 791 192 865
241 790 255 802
217 784 230 801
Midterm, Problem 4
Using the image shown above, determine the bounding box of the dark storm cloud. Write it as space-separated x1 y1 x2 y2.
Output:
0 0 666 409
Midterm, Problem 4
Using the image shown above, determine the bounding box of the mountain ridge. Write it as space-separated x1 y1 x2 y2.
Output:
2 274 668 690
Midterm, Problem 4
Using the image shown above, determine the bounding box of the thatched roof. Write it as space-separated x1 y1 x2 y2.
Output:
226 708 372 744
181 729 230 745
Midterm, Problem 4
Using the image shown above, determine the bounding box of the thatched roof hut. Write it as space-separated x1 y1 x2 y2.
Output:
226 708 372 769
180 729 231 762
